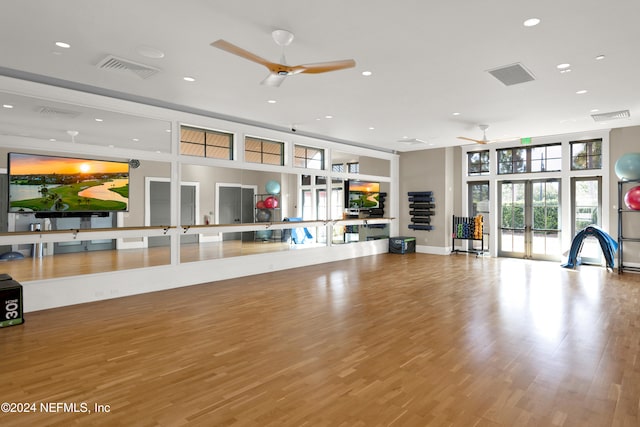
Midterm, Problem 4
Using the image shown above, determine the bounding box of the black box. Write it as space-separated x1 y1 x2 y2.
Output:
0 274 23 328
389 236 416 254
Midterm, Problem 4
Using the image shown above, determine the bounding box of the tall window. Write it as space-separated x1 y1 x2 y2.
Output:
294 145 324 170
348 162 359 173
180 126 233 159
571 139 602 170
467 150 490 176
245 137 284 165
498 143 561 174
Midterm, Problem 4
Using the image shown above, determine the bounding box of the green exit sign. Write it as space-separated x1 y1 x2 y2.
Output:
520 137 532 145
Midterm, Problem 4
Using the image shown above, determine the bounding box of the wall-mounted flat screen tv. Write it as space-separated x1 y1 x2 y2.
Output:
8 152 129 214
346 180 380 209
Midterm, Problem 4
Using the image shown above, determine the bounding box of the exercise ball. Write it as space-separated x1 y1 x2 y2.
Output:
255 229 273 240
265 180 281 195
256 200 266 209
624 185 640 210
255 209 271 222
615 153 640 180
264 196 279 209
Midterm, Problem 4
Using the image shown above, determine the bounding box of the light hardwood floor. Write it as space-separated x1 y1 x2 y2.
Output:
1 253 639 426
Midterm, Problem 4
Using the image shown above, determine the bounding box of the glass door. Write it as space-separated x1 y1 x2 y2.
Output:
499 179 561 260
571 177 602 264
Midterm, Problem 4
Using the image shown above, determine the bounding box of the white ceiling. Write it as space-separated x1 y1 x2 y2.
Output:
1 0 639 153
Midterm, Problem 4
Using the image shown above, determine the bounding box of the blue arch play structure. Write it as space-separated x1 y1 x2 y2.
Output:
561 225 618 270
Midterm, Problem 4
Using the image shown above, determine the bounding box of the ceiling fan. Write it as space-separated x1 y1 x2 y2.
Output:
457 124 517 145
211 29 356 87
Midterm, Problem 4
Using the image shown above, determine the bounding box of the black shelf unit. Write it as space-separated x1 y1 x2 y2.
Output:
254 193 281 242
451 215 484 256
408 191 434 231
617 179 640 274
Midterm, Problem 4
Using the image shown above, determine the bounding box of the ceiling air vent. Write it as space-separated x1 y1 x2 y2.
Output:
96 55 160 79
37 106 81 118
591 109 630 122
487 63 536 86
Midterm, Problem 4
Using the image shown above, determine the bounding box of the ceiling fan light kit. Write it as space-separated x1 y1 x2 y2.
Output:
211 30 356 87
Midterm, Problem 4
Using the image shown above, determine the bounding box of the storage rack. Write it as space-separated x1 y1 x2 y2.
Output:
451 215 484 256
254 194 281 242
617 179 640 274
408 191 434 231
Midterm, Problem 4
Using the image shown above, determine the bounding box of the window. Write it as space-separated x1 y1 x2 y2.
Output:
294 145 324 170
498 144 561 174
348 162 359 173
180 126 233 159
332 163 345 173
571 139 602 170
245 137 284 165
467 150 490 176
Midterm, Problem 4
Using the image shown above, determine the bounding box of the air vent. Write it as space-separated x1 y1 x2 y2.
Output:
96 55 160 79
37 106 81 118
487 63 536 86
591 109 630 122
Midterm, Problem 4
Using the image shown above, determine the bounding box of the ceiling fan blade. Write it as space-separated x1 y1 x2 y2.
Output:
457 136 487 144
261 73 287 87
211 39 279 69
290 59 356 74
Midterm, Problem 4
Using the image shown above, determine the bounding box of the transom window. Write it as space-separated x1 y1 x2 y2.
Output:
294 145 324 170
571 139 602 170
245 136 284 165
467 150 490 176
498 143 561 174
180 126 233 160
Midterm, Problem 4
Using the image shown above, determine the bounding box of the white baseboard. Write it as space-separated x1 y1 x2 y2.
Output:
416 245 452 255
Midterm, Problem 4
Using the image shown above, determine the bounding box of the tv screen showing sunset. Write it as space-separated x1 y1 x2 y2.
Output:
8 152 129 213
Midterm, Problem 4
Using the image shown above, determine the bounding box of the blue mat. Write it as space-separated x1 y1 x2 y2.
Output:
561 225 618 270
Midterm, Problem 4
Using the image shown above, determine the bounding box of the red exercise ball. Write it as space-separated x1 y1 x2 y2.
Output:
256 200 266 209
624 185 640 210
264 196 279 209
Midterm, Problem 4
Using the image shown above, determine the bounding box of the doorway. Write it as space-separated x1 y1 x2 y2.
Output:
217 184 256 241
499 179 561 260
148 180 198 247
571 177 602 264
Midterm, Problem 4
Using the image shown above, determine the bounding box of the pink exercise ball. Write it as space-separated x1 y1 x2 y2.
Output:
256 200 266 209
264 196 279 209
624 185 640 210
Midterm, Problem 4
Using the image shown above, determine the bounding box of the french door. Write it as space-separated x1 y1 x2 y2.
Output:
571 177 602 264
499 179 561 261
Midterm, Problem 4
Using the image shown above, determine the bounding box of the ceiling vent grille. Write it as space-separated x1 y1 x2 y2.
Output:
96 55 160 79
591 109 630 122
487 63 536 86
37 106 81 118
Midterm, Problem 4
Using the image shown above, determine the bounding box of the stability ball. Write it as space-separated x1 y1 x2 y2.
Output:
265 180 281 195
615 153 640 180
255 209 271 222
624 185 640 210
255 229 273 240
256 200 266 209
264 196 279 209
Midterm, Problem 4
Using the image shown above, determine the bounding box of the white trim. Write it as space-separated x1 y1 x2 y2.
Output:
416 244 452 255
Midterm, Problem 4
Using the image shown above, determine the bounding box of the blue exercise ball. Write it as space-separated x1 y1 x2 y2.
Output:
615 153 640 180
255 229 273 240
265 180 281 195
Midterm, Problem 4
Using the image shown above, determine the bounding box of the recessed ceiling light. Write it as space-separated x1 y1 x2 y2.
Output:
132 138 140 142
362 71 372 76
183 76 195 82
576 90 588 94
108 144 115 148
590 109 599 113
368 127 375 130
560 69 572 74
325 115 333 119
2 104 13 109
165 129 171 133
55 41 71 48
557 63 571 69
316 118 321 121
267 99 277 104
137 45 165 59
49 138 56 142
523 18 541 27
95 118 103 122
452 112 461 116
595 55 605 60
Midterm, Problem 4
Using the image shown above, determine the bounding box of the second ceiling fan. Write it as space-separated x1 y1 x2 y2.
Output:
211 30 356 87
457 124 518 145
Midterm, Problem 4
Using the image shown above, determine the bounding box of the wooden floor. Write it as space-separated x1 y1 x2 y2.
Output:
1 254 639 426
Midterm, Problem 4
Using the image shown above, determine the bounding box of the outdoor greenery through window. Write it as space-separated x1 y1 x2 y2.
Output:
245 136 284 165
571 139 602 170
180 126 233 159
294 145 324 170
467 150 490 176
498 143 561 174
